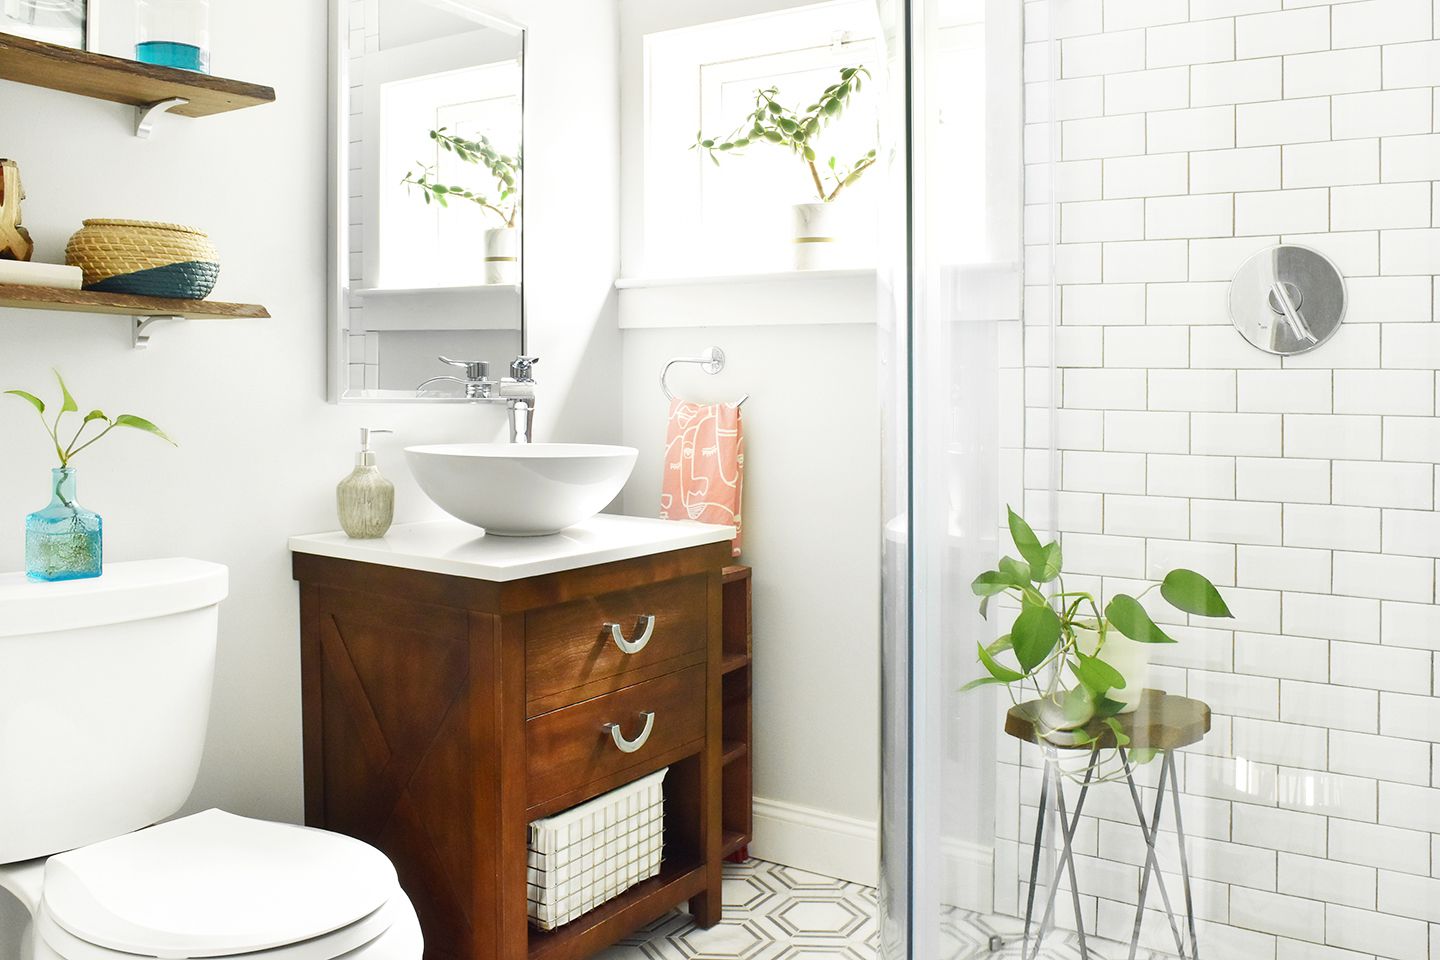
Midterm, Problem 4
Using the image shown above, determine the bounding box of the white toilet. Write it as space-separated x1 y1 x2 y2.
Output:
0 558 423 960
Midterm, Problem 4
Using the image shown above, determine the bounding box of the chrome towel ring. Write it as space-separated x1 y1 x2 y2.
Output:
660 345 749 406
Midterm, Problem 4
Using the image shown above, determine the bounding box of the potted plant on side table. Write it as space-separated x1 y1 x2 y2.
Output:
694 66 877 270
966 508 1233 754
6 371 175 582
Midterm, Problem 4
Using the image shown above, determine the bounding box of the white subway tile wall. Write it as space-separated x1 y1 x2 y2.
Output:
998 1 1440 956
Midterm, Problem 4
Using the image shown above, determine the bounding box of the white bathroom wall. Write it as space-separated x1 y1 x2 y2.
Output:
617 0 884 885
996 1 1440 955
0 0 618 874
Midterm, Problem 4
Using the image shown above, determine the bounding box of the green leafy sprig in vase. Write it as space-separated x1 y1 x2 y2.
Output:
6 371 175 582
967 508 1233 760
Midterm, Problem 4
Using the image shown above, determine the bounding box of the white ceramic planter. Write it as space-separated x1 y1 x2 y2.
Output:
483 226 518 285
792 201 846 271
1076 624 1150 714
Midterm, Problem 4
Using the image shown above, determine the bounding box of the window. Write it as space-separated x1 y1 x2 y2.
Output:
642 2 881 276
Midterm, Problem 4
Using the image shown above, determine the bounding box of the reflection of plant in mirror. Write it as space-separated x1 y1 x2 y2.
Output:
966 508 1232 759
401 128 521 227
692 66 877 203
5 369 175 466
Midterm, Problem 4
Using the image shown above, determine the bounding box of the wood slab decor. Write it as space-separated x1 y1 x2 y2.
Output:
0 32 274 117
0 160 33 261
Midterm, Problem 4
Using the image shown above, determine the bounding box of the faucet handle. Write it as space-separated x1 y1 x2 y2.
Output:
439 356 490 380
510 355 540 381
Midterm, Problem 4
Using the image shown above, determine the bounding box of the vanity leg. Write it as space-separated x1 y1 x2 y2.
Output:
688 570 726 928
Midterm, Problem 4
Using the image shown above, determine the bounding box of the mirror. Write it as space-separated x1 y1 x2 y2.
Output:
329 0 525 402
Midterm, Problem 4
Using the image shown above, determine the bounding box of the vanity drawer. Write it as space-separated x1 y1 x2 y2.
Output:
526 663 706 808
525 574 708 714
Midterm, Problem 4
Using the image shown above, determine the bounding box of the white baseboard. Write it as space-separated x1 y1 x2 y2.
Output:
751 797 879 887
749 797 994 912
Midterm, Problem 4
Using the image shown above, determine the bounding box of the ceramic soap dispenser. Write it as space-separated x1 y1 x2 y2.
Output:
337 427 395 538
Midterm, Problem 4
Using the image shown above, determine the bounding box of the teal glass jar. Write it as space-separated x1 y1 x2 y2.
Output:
26 467 102 582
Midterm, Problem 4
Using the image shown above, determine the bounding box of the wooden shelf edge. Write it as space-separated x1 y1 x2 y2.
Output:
0 284 269 320
527 859 706 960
721 830 750 858
721 740 747 766
720 653 750 675
0 32 275 117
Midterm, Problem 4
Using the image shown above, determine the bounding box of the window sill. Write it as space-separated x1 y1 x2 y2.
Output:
615 267 875 290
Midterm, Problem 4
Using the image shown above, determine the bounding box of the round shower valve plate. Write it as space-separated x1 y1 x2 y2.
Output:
1229 244 1346 356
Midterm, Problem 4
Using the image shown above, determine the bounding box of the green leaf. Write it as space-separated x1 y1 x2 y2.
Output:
976 642 1023 683
1061 685 1095 727
5 389 44 415
1011 603 1062 673
53 370 77 414
998 556 1032 586
960 676 1009 693
1160 568 1233 618
1129 747 1158 765
113 414 176 445
82 409 109 424
1103 716 1131 747
1072 651 1126 695
1038 541 1063 582
971 570 1013 597
1006 507 1047 579
1105 594 1176 644
985 634 1013 655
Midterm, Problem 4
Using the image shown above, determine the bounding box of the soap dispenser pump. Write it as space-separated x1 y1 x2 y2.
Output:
337 427 395 539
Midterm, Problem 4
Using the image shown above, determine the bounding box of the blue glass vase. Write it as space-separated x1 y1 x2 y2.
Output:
25 467 102 582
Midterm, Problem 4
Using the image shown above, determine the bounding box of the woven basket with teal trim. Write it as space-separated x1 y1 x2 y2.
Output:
65 219 220 300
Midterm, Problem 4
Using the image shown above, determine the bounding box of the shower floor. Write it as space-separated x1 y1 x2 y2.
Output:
593 859 1174 960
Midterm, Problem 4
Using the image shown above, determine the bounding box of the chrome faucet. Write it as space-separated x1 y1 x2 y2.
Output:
416 355 540 443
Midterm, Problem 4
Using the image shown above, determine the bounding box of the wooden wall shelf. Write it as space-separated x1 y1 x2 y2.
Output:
721 565 753 864
0 31 275 136
0 283 269 348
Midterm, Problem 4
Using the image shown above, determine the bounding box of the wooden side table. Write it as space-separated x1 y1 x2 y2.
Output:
1004 689 1211 960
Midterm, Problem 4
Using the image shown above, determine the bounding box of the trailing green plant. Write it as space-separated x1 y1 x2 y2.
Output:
692 66 877 203
5 370 174 467
402 128 521 227
966 508 1233 755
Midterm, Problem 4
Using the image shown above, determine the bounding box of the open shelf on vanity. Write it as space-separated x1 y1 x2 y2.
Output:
527 856 707 960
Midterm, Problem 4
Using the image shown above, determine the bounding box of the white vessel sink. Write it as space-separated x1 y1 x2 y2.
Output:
405 443 639 536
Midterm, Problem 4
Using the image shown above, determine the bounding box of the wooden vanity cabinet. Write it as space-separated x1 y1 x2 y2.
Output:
292 540 732 960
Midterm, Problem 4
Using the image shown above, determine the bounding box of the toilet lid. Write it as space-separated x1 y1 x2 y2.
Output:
41 810 398 959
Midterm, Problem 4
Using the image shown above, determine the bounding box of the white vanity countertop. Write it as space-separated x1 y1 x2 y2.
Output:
288 515 735 582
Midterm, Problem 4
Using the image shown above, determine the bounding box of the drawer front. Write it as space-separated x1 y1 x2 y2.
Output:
526 664 706 807
525 574 707 713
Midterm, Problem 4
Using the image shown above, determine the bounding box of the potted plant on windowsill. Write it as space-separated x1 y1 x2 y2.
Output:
402 129 521 285
694 66 876 271
965 508 1233 752
6 371 174 582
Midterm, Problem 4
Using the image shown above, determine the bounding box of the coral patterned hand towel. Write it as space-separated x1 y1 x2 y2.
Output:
659 399 744 557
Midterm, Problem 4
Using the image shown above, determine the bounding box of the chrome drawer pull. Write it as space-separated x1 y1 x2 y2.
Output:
603 712 656 753
602 615 655 654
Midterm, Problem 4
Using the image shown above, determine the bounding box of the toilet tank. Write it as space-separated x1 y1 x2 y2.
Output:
0 558 228 863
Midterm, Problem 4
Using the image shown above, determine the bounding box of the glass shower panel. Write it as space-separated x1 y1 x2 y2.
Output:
883 0 1440 956
877 0 1028 957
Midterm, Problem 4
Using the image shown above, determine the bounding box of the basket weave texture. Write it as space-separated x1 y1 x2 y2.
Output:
65 219 220 299
526 767 667 931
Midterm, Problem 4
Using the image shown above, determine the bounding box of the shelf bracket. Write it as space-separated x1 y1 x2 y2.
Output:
134 97 190 139
132 314 181 349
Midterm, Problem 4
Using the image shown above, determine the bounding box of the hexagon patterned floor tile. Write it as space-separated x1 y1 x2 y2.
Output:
590 860 1171 960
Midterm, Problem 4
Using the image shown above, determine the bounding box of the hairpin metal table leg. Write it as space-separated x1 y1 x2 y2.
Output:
1022 762 1051 958
1120 749 1190 960
1028 745 1101 960
1167 752 1201 959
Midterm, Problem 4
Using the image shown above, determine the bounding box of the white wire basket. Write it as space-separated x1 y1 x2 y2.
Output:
526 767 667 930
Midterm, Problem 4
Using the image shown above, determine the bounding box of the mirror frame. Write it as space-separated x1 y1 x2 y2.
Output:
326 0 528 403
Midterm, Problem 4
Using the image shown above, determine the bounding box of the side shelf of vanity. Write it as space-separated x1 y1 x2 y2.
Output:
290 519 737 960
